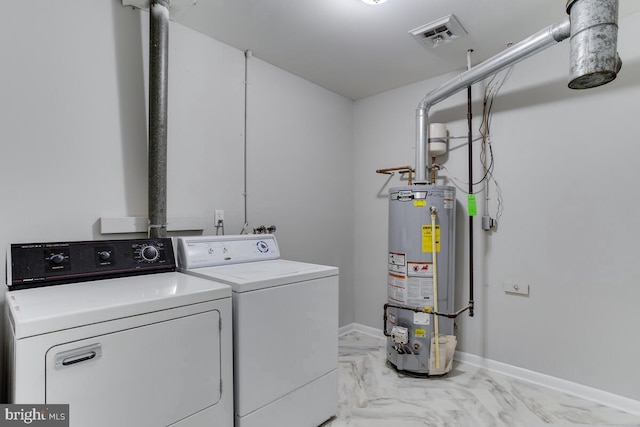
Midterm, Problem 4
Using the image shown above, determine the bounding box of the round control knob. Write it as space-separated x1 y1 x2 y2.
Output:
141 245 159 262
99 251 112 261
256 241 269 253
50 254 65 265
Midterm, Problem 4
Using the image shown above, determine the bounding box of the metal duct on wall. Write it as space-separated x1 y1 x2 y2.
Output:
414 18 571 183
566 0 622 89
148 0 169 238
413 0 621 183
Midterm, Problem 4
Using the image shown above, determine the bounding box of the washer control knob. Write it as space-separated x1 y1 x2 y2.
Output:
256 241 269 253
98 251 112 261
50 254 65 265
141 245 159 262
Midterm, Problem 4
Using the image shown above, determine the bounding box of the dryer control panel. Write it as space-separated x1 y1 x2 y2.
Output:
8 238 175 290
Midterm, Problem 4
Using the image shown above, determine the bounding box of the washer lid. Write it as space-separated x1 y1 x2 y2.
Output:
182 259 338 293
6 272 231 339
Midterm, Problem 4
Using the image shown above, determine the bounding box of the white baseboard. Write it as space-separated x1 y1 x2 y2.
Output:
339 323 640 417
339 322 385 339
455 351 640 417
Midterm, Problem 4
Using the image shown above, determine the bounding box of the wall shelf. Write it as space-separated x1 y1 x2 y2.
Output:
100 217 205 234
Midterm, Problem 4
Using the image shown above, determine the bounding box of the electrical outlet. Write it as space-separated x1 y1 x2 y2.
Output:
503 282 529 296
215 210 224 224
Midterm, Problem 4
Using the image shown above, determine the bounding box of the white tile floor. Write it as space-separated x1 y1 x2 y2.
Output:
327 332 640 427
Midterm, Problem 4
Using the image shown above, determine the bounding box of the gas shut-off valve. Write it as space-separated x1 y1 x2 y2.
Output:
390 326 409 345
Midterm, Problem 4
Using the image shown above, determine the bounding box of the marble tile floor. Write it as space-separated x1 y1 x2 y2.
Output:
326 332 640 427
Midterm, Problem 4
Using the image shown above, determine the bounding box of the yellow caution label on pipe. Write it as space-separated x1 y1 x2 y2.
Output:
422 225 440 252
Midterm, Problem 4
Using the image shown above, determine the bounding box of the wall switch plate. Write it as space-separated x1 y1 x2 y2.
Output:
504 282 529 296
215 210 224 223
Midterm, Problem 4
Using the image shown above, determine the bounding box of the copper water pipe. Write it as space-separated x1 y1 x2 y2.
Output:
376 166 414 185
431 157 437 183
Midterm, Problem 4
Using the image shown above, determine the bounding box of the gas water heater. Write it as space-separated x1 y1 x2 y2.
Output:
386 184 456 375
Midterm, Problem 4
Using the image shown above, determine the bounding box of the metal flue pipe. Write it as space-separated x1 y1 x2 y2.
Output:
148 0 170 238
415 0 622 183
414 18 571 183
567 0 622 89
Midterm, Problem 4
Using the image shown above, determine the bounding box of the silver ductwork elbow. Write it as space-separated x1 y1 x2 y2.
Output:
566 0 622 89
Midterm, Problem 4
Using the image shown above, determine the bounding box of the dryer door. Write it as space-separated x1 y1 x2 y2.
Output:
45 309 221 427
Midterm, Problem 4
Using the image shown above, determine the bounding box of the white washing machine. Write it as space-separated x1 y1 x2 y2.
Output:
4 238 233 427
176 234 339 427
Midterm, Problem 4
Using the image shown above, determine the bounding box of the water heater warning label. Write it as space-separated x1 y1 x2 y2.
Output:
388 252 407 275
389 255 437 306
407 275 434 307
388 272 407 304
444 189 454 209
422 225 441 252
408 262 432 276
413 312 430 326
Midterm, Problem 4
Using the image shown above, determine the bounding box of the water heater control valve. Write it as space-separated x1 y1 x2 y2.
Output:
390 326 409 345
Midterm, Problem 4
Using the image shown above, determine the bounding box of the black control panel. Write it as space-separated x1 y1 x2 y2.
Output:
9 238 176 291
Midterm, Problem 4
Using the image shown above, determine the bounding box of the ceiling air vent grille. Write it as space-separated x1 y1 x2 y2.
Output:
409 14 467 49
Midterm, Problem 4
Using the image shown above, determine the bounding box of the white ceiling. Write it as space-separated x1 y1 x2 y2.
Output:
174 0 640 100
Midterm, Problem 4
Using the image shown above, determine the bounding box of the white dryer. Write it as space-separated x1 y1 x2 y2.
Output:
176 234 339 427
5 238 233 427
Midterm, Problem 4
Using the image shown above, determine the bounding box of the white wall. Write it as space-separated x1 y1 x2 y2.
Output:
244 58 355 325
353 12 640 401
0 1 247 248
0 0 355 389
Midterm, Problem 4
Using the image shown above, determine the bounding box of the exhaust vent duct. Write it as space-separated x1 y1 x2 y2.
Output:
409 14 467 49
566 0 622 89
148 0 170 238
122 0 197 20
